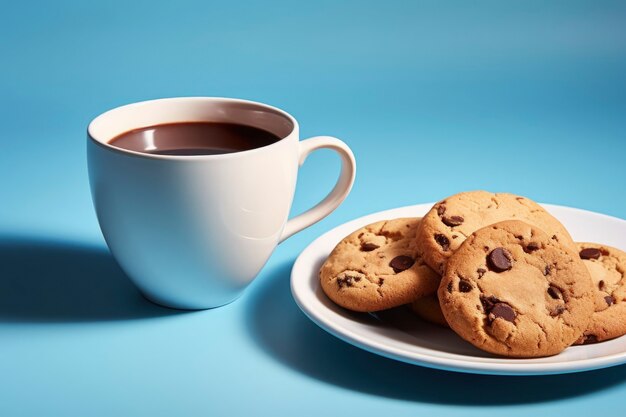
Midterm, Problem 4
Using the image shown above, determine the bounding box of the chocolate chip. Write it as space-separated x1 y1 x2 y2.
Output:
477 268 486 278
487 248 513 272
489 303 516 323
459 280 472 292
337 275 361 288
389 255 415 273
442 215 464 227
378 278 384 285
524 242 540 253
547 285 564 300
582 334 598 345
580 248 602 260
434 234 450 251
360 242 379 252
480 294 518 323
452 234 458 239
599 280 606 291
480 295 500 311
550 305 566 317
437 204 446 216
544 265 551 276
605 295 615 306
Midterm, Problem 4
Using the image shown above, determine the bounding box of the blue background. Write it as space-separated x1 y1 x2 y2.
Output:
1 1 626 415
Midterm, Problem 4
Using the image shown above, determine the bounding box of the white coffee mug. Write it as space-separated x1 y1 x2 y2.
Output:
87 97 356 309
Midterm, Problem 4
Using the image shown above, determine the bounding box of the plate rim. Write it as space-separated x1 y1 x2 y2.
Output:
290 202 626 376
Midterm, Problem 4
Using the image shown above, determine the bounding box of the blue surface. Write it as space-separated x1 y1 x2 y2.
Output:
1 1 626 415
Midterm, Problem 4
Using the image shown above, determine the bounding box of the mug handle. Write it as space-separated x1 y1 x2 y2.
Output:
279 136 356 243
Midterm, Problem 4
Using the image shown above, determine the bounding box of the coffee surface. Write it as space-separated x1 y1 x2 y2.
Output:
109 122 280 156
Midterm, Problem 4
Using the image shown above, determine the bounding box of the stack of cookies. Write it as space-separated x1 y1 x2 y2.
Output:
319 190 626 358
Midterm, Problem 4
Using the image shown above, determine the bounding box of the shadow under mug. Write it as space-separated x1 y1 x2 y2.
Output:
87 97 356 310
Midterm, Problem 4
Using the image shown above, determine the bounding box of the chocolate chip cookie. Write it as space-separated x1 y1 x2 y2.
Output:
410 294 449 327
438 220 594 358
320 218 440 312
574 242 626 345
415 191 575 274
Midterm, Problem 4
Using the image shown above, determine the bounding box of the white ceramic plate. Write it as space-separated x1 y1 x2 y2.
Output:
291 203 626 375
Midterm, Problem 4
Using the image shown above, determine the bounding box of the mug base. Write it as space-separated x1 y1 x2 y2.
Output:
139 290 242 311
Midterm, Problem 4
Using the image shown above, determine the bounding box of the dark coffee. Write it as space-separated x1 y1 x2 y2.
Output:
109 122 281 156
